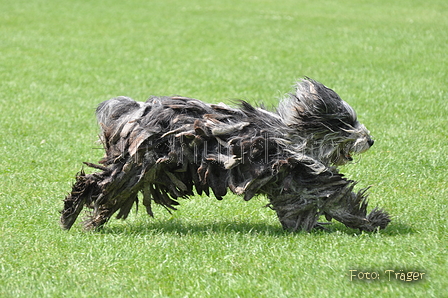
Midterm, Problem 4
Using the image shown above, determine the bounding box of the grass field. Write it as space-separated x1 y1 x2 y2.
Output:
1 0 447 297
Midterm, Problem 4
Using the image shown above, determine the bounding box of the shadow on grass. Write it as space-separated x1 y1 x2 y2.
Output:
98 218 415 237
377 220 416 236
101 219 288 236
327 220 416 236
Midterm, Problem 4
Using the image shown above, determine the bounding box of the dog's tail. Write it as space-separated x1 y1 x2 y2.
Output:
96 96 143 130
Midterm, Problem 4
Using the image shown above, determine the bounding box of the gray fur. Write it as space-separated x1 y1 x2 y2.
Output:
60 78 390 232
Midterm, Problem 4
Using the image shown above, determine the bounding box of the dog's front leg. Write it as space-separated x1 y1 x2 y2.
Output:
268 194 321 232
322 187 390 232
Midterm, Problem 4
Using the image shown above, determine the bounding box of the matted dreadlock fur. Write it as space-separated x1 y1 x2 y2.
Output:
60 78 390 232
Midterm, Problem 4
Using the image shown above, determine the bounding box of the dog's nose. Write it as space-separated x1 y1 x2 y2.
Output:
368 138 374 147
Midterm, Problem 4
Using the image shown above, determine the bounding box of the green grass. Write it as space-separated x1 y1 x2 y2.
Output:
1 0 447 297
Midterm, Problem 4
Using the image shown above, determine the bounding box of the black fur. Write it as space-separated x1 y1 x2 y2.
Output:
60 78 390 232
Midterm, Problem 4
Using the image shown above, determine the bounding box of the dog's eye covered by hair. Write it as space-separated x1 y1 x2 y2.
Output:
60 78 390 232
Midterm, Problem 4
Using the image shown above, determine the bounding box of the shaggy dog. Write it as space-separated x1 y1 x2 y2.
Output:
60 78 390 232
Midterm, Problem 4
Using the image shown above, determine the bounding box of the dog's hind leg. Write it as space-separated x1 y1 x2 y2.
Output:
82 162 144 230
60 170 101 230
61 161 144 230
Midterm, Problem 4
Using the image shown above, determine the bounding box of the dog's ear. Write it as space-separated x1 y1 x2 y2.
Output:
295 79 342 114
295 78 357 123
278 78 357 129
277 78 336 125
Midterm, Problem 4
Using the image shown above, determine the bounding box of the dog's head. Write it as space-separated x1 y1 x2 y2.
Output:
278 78 374 166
